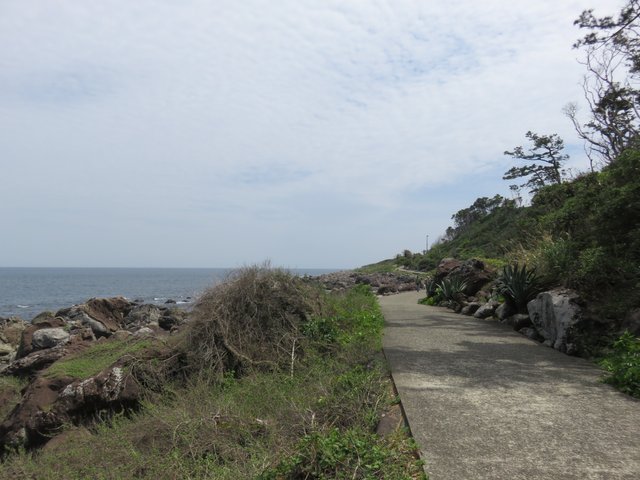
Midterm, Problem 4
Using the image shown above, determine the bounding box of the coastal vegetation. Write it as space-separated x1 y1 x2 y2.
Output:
0 267 426 479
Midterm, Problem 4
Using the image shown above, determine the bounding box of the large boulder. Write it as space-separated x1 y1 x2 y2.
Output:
124 304 162 330
474 301 499 319
527 289 582 354
158 308 187 331
31 328 70 350
461 302 481 316
59 297 133 338
434 258 462 282
4 347 68 376
16 317 67 359
434 258 494 296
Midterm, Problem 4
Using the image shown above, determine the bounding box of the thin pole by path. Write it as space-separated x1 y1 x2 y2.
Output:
380 291 640 480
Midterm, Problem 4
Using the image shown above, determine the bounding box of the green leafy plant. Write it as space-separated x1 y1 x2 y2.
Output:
435 276 468 302
600 331 640 398
496 263 541 313
418 296 437 306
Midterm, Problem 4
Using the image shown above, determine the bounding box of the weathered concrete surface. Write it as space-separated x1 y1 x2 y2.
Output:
380 292 640 480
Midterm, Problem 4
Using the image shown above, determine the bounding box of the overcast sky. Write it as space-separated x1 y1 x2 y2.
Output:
0 0 623 269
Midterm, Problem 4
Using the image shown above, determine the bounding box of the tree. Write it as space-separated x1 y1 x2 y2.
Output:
567 1 640 166
503 131 568 193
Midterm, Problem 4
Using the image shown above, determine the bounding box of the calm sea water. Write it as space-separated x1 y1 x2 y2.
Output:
0 267 336 320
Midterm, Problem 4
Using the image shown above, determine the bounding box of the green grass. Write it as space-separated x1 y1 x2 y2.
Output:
0 285 426 479
44 338 154 380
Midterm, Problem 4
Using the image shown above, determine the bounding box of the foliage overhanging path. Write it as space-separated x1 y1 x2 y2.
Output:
380 292 640 480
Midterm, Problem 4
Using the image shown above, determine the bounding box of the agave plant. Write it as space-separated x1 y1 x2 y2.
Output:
436 276 468 302
497 263 540 313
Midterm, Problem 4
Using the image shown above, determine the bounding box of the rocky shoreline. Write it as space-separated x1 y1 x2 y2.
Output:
0 296 189 451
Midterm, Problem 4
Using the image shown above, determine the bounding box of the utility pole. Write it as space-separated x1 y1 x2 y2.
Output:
426 234 429 252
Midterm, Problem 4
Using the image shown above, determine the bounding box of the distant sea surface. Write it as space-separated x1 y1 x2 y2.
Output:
0 267 337 321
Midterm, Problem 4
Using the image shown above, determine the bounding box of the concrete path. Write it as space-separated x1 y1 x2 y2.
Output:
380 292 640 480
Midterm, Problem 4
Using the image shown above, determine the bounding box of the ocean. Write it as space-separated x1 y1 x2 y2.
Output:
0 267 337 321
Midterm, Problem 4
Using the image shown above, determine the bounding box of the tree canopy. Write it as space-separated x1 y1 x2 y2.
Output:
503 131 567 193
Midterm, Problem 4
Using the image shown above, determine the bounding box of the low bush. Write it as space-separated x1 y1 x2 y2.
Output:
600 331 640 398
185 264 326 379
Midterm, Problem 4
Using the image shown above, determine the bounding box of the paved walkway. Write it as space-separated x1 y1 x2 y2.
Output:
380 292 640 480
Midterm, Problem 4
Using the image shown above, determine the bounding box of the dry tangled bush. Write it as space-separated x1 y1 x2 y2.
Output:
185 265 325 378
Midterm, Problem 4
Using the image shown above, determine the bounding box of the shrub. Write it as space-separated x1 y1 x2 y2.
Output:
600 331 640 398
185 265 325 379
496 264 541 313
436 276 467 302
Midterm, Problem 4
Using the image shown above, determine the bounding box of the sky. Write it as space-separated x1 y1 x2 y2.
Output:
0 0 624 269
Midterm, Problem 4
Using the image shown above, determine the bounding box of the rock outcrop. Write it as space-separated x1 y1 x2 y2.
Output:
434 258 495 296
0 296 190 450
0 361 140 450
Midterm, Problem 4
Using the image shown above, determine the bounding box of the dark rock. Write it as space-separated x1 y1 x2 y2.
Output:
496 302 517 321
474 301 499 319
377 285 397 295
519 327 543 342
5 347 67 376
461 302 481 316
124 304 162 330
165 299 176 304
158 309 187 331
31 312 56 325
507 314 532 331
433 258 495 296
435 258 462 281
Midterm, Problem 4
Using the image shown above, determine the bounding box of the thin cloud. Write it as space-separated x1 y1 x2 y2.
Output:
0 0 623 267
